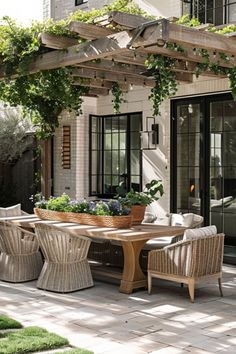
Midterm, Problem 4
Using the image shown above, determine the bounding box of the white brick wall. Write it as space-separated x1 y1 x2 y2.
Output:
43 0 182 20
53 97 97 199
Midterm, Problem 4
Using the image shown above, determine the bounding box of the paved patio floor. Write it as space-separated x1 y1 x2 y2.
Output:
0 264 235 354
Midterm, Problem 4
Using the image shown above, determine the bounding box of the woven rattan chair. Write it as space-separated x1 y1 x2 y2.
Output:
0 221 43 282
35 223 94 293
140 214 204 270
148 233 225 302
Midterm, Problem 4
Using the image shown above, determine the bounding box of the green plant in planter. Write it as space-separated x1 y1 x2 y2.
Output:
117 179 164 207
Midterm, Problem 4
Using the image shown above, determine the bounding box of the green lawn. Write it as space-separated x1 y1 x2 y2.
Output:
0 315 22 330
0 316 94 354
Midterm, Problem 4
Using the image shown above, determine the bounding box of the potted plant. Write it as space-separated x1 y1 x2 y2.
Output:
116 179 164 225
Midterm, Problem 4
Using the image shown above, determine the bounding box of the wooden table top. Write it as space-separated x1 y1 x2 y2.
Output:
0 215 186 242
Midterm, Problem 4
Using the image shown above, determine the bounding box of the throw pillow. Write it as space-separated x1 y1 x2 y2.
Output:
142 212 157 223
0 204 21 217
183 225 217 241
170 213 194 227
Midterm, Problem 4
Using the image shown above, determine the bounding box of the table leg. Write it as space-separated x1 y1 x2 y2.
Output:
119 239 147 294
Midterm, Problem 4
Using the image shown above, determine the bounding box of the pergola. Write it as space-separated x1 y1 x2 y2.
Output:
2 11 235 96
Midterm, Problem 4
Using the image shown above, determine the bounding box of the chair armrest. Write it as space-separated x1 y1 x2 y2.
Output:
148 240 192 276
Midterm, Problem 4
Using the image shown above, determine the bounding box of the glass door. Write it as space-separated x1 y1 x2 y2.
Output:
171 99 203 216
172 94 236 264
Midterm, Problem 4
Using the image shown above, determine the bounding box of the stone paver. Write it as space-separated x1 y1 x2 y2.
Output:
0 264 235 354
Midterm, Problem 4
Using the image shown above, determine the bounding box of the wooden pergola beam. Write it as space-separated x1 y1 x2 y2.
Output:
69 21 116 40
71 67 155 87
138 44 236 69
72 78 129 92
94 11 151 29
109 51 147 66
75 59 146 76
39 33 78 49
86 87 110 96
134 19 236 57
22 31 133 76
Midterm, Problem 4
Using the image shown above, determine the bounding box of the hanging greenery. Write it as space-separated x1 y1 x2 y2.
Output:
0 0 152 137
145 54 178 116
111 83 126 114
1 4 236 130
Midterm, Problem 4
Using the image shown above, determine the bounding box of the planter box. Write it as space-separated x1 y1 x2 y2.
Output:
34 208 132 228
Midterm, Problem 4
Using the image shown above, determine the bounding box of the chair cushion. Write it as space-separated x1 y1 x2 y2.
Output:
170 213 194 227
0 204 21 217
142 212 157 223
144 237 173 250
183 225 217 241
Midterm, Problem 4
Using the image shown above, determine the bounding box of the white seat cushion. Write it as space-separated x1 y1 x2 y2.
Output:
170 213 194 227
183 225 217 241
0 204 21 217
144 236 174 250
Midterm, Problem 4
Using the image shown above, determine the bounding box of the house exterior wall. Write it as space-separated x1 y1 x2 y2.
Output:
53 97 97 200
49 0 231 218
43 0 182 20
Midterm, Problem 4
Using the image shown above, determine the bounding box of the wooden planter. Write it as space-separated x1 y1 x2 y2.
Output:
130 205 146 225
34 208 132 228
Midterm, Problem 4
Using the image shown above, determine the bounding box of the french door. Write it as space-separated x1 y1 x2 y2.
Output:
171 93 236 246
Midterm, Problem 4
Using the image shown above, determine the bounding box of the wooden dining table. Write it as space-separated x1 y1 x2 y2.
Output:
0 215 186 294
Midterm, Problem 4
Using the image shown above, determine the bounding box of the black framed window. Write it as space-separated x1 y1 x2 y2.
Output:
89 112 142 198
182 0 236 25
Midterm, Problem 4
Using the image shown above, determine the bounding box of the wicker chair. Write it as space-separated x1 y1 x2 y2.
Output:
35 223 94 293
0 222 43 282
140 214 204 270
148 233 225 302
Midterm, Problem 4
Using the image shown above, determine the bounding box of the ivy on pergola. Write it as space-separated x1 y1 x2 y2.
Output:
1 0 236 137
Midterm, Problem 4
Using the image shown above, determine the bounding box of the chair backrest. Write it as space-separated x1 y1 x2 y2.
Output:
169 234 225 277
191 214 204 228
0 222 39 255
35 223 91 263
0 204 22 217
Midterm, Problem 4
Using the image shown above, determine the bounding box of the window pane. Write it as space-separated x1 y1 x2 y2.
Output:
91 116 100 133
131 132 140 149
119 150 127 175
224 101 236 131
130 114 142 131
112 117 119 132
131 150 140 175
90 113 142 197
104 134 111 150
104 151 111 173
119 116 127 132
112 133 119 149
228 2 236 22
131 176 140 191
215 0 224 25
105 117 112 132
112 152 119 174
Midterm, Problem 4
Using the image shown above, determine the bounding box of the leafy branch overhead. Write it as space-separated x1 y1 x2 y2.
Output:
0 1 148 136
1 3 236 133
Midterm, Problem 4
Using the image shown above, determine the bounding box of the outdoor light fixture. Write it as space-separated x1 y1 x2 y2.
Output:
140 116 159 150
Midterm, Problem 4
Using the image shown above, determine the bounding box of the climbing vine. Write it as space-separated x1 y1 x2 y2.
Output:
111 82 125 114
0 0 152 136
1 6 236 128
145 55 178 116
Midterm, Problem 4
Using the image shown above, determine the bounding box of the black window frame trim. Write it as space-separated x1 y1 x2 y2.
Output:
89 112 143 198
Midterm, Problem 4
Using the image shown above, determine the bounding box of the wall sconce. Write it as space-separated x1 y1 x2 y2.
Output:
140 117 159 150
